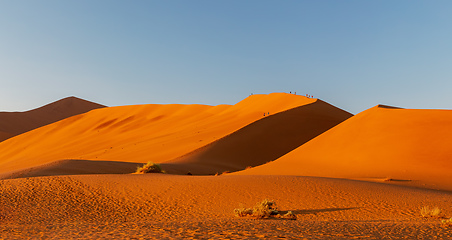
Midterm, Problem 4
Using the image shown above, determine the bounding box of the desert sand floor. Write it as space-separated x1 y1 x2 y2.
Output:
1 174 452 239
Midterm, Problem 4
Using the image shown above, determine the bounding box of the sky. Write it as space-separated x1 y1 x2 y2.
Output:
1 1 452 114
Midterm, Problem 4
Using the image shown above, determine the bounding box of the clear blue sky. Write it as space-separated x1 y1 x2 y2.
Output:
1 1 452 114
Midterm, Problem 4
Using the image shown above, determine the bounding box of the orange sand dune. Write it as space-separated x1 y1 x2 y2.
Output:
1 174 452 238
0 93 321 177
165 100 352 175
0 96 105 142
236 105 452 191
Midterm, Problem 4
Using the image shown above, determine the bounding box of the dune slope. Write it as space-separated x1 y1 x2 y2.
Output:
0 96 106 142
236 105 452 191
165 100 352 174
0 93 321 178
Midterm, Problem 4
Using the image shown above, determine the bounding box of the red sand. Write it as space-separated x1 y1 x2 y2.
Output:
2 94 452 239
1 174 452 239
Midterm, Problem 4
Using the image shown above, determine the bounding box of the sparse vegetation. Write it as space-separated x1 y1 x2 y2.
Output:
234 204 254 217
420 206 442 218
442 218 452 227
135 161 165 174
276 211 297 220
234 199 296 220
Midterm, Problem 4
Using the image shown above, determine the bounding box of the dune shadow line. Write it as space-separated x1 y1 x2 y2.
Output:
289 207 359 215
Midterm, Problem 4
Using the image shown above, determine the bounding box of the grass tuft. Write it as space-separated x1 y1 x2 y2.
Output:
442 218 452 227
274 211 297 220
279 211 297 220
135 161 165 174
420 206 442 218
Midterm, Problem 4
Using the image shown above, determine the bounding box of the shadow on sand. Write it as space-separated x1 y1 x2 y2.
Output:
288 207 359 215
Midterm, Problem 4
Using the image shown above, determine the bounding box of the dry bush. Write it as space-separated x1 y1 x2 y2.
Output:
274 211 296 220
252 199 278 219
233 204 253 217
420 206 442 218
442 218 452 227
234 199 295 220
276 211 297 220
135 161 165 174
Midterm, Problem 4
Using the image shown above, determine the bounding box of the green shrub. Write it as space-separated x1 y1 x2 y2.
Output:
135 161 165 174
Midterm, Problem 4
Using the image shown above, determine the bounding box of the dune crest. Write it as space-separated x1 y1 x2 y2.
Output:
0 96 106 142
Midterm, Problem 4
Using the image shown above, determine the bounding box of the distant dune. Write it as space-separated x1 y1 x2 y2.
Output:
0 96 106 142
0 93 339 178
235 105 452 191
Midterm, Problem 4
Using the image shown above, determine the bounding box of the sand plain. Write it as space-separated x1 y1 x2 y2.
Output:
1 174 452 239
1 93 452 239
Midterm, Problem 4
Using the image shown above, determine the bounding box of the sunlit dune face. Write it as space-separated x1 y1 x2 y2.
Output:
236 106 452 191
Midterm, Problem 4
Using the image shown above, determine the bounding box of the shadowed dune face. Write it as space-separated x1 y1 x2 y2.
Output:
236 106 452 191
0 131 14 142
0 93 322 178
0 160 141 180
0 96 106 142
165 100 352 175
